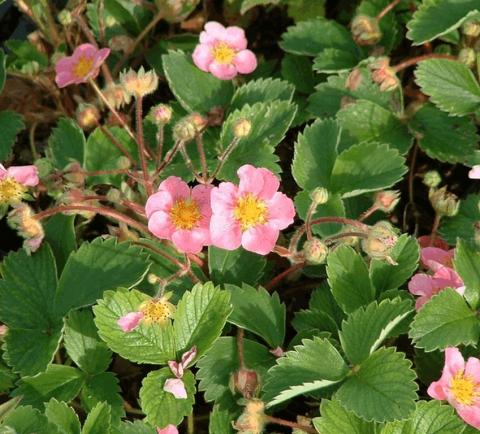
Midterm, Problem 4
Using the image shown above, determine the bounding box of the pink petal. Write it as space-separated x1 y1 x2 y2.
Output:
456 405 480 430
234 49 257 74
145 190 173 218
158 176 190 202
192 184 213 217
7 165 39 186
408 274 435 297
164 378 187 399
241 224 279 255
469 165 480 179
238 165 266 197
224 26 248 50
157 425 179 434
0 164 8 180
444 347 466 377
192 44 214 72
211 182 238 215
267 192 295 230
209 62 237 80
257 168 280 200
427 380 447 400
204 21 227 39
433 267 464 288
148 210 175 239
210 214 242 250
181 346 197 369
55 72 76 88
465 357 480 382
93 47 110 67
168 360 183 378
456 285 466 296
171 228 209 253
74 43 98 58
199 30 216 45
117 311 143 332
415 296 429 310
421 247 453 271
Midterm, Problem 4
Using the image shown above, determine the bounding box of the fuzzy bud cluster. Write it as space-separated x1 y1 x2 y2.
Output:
423 170 441 188
351 15 382 46
120 67 158 99
458 48 477 69
230 368 259 399
429 187 459 217
362 221 398 264
7 204 44 253
374 190 400 213
303 238 329 265
76 103 100 130
370 57 399 92
150 104 173 125
310 187 329 206
173 113 207 142
233 400 266 434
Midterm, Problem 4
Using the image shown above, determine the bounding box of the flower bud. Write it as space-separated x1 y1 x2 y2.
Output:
230 368 259 399
173 117 198 142
374 190 400 213
76 103 100 130
105 15 117 27
351 15 382 46
120 67 158 98
345 68 363 91
150 104 173 125
189 113 208 131
233 119 252 138
63 162 85 186
57 10 72 26
108 35 135 54
34 158 53 178
303 238 328 265
462 19 480 38
116 156 131 170
234 400 266 434
458 48 477 69
310 187 329 205
103 84 131 109
429 186 459 217
423 170 441 188
7 204 44 254
106 188 121 203
362 221 398 264
370 57 399 92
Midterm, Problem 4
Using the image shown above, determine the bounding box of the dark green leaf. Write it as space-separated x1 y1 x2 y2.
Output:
44 214 76 272
48 118 85 169
0 111 25 161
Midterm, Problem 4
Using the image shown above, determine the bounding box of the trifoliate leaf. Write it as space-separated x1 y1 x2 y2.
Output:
45 399 81 434
339 298 414 365
162 51 233 113
48 118 85 169
226 283 285 348
140 368 195 427
263 337 349 407
327 245 375 314
82 401 111 434
44 214 77 272
409 288 480 351
93 289 175 364
415 59 480 116
440 194 480 245
336 347 418 422
0 405 55 434
0 111 24 161
454 239 480 310
174 282 232 356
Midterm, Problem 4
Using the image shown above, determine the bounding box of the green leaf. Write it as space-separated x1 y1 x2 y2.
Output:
0 360 16 393
0 111 25 161
263 337 349 407
281 55 316 94
45 399 81 434
330 142 407 198
11 365 85 409
370 235 420 293
240 0 280 14
0 246 63 376
280 18 358 57
454 239 480 309
415 59 480 116
339 298 414 365
208 247 266 287
440 194 480 245
313 49 360 74
104 0 140 34
116 421 156 434
226 284 285 348
55 237 150 316
407 0 480 45
93 289 176 364
82 402 111 434
292 119 341 191
44 214 77 272
196 336 275 407
381 400 465 434
218 100 297 181
0 49 5 94
327 245 375 313
48 118 85 169
336 347 418 422
410 103 479 163
209 404 236 434
409 288 480 351
64 310 112 374
0 406 54 434
140 368 195 427
337 100 412 154
174 282 232 356
313 398 375 434
229 78 294 111
162 51 233 113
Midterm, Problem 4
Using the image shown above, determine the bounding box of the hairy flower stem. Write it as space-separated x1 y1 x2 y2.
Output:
237 328 246 369
155 125 165 168
154 140 184 179
359 205 380 222
393 54 457 72
265 262 306 291
179 142 203 183
376 0 401 21
429 213 442 246
136 96 153 196
305 201 318 241
97 124 136 166
264 415 316 434
196 135 209 182
324 231 369 245
208 137 240 182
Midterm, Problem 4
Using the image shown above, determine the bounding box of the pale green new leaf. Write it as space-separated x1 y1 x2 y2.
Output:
45 399 81 434
339 298 414 365
82 402 111 434
174 282 232 356
263 337 349 407
0 111 25 161
226 284 285 348
454 239 480 309
140 368 195 427
48 118 85 169
336 347 418 422
409 288 480 351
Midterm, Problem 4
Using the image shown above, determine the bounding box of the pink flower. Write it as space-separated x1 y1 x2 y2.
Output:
164 346 197 400
192 21 257 80
157 426 179 434
117 311 144 332
428 347 480 429
418 235 450 250
469 165 480 179
55 43 110 88
0 164 38 187
164 378 187 399
210 165 295 255
421 247 455 272
146 177 213 254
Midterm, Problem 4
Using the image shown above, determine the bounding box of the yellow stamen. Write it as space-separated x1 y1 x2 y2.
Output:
0 178 26 205
170 199 201 230
234 193 267 231
211 42 236 65
139 298 175 327
73 56 94 79
450 371 479 405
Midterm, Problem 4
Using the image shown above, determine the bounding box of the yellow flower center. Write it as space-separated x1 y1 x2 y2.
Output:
0 178 26 205
140 298 175 326
170 199 201 230
211 42 236 65
234 193 267 231
73 56 94 79
450 371 479 405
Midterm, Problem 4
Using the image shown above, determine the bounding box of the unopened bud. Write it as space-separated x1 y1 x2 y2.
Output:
351 15 382 46
423 170 441 188
34 158 53 178
233 119 252 138
150 104 173 125
21 61 40 75
429 186 459 217
120 67 158 98
459 48 477 69
310 187 329 205
147 273 161 285
108 35 134 54
370 57 399 92
462 19 480 38
106 188 121 203
234 400 266 434
116 156 131 170
374 190 400 213
362 221 398 264
7 204 44 254
230 368 259 399
103 84 131 109
76 103 100 130
345 68 363 91
303 238 328 265
105 15 117 27
57 9 72 26
173 117 198 142
189 113 208 131
63 162 85 186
